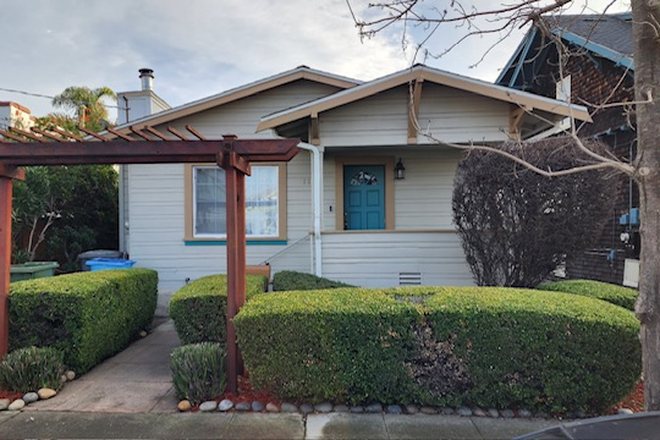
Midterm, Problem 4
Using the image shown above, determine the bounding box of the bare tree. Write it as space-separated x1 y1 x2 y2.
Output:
350 0 660 411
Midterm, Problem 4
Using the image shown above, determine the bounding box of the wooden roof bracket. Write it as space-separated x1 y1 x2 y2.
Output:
407 78 424 144
509 105 527 140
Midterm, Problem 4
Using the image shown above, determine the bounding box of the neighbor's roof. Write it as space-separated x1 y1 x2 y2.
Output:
114 66 360 131
549 13 633 68
497 13 633 87
257 64 591 132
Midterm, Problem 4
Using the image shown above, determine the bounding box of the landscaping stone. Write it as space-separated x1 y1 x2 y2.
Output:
457 406 472 417
365 403 382 413
139 330 148 338
472 407 488 417
300 403 314 414
333 404 349 412
573 411 588 419
349 406 364 413
177 400 191 412
218 399 234 412
405 404 419 414
281 402 298 413
517 409 532 418
251 401 264 412
8 399 25 411
314 402 332 413
0 399 9 411
501 409 515 419
37 388 57 400
22 392 38 404
420 406 437 415
440 407 455 415
487 408 500 418
266 402 280 413
235 401 251 411
618 408 634 415
60 375 68 384
199 401 217 412
386 404 402 414
65 371 76 381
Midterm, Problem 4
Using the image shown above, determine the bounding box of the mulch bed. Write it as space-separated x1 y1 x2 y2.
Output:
0 390 22 402
220 375 280 406
608 380 644 414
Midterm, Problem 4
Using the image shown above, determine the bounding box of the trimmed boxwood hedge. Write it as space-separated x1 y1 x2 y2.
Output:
9 269 158 374
537 279 638 311
272 270 354 291
234 286 641 414
234 288 420 404
169 274 267 345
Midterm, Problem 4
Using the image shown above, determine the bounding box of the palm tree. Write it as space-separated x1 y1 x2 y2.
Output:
52 86 116 131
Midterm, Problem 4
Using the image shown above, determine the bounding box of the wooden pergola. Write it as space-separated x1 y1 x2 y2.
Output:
0 125 300 393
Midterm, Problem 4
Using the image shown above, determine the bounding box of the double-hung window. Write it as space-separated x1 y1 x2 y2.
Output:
188 163 286 241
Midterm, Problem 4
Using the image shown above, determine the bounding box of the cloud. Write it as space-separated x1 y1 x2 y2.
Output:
0 0 631 119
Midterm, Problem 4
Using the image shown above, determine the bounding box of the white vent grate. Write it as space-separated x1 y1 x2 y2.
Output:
399 272 422 286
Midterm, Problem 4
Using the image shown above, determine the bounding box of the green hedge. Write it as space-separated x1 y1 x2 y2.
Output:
169 274 267 345
235 286 641 414
423 287 640 413
272 270 354 291
9 269 158 374
234 288 419 404
538 279 638 311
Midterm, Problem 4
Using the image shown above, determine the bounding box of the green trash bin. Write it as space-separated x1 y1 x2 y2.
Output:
10 262 59 282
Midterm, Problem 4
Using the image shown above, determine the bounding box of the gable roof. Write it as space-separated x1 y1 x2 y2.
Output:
497 13 633 87
258 64 591 132
115 66 360 130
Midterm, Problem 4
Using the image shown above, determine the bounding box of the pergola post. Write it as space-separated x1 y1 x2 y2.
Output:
0 165 23 361
219 137 251 393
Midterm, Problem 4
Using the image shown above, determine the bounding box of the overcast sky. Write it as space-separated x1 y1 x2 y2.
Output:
0 0 630 121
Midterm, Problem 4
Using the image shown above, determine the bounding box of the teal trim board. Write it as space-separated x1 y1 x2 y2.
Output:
185 240 288 246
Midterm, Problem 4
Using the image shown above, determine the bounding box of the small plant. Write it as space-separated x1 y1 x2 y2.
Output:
272 270 354 291
170 342 226 405
0 346 65 393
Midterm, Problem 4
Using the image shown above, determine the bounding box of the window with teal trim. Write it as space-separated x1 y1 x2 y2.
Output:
193 165 279 238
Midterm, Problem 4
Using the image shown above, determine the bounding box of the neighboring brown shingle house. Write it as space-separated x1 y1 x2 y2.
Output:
497 13 639 287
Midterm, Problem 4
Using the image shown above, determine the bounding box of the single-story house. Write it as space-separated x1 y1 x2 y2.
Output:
113 64 590 303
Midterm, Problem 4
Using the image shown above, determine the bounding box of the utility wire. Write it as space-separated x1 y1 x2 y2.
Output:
0 86 121 108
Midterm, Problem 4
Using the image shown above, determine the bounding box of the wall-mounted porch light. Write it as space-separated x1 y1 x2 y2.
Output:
394 158 406 180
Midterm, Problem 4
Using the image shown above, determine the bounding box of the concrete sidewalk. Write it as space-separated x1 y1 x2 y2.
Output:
7 319 560 439
0 410 558 439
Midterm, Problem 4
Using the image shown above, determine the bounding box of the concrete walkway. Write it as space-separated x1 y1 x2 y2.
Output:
25 318 180 413
5 319 561 439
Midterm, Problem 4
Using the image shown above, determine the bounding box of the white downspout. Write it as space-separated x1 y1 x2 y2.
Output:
297 142 324 277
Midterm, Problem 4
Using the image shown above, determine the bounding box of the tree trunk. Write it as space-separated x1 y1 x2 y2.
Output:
631 0 660 411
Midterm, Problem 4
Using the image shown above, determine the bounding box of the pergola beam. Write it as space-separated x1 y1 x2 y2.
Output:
0 139 300 166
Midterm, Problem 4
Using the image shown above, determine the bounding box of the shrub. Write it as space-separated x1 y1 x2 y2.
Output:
0 346 65 392
234 288 421 405
235 286 641 414
453 137 615 287
538 279 638 311
272 270 354 291
9 269 158 374
169 274 267 345
423 287 641 413
170 342 226 405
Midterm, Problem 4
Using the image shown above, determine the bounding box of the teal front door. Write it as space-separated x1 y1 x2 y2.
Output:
343 165 385 230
